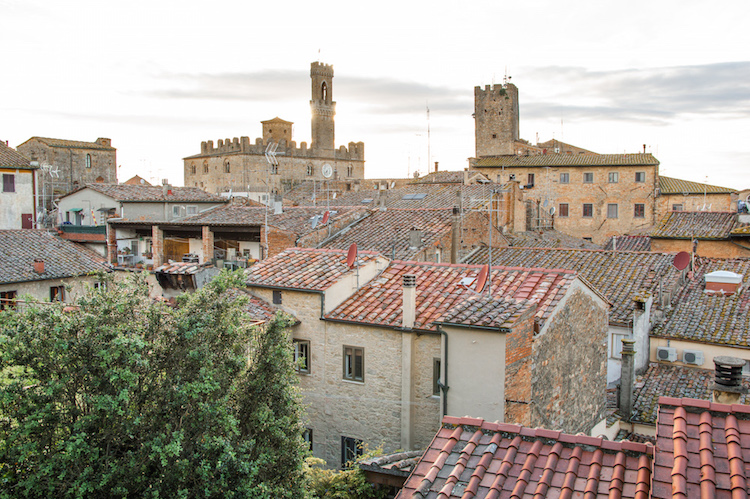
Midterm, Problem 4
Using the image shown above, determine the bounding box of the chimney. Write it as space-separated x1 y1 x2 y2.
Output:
273 195 283 215
434 161 439 173
643 144 646 154
712 356 747 404
619 338 636 419
162 179 169 196
402 275 416 329
463 168 469 185
704 270 743 295
33 258 45 274
409 228 423 249
451 207 460 264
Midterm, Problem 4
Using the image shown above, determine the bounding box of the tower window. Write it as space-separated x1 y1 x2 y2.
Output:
85 154 92 169
492 134 497 139
224 160 230 173
190 163 196 175
307 164 313 176
203 161 209 174
321 82 327 101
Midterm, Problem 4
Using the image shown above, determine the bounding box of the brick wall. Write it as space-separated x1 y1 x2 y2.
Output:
504 313 535 427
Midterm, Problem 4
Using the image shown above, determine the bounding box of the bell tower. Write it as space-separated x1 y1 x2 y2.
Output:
310 62 336 154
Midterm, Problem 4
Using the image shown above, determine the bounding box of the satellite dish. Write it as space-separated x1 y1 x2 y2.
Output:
542 199 549 208
549 206 556 216
346 243 357 268
673 251 690 270
322 163 333 178
322 211 330 224
332 192 337 199
475 264 489 293
311 216 320 229
390 182 395 189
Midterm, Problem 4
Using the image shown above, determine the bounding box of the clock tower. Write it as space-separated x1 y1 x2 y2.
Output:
310 62 336 154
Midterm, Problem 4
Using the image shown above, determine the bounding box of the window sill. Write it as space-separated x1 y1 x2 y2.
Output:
342 378 364 385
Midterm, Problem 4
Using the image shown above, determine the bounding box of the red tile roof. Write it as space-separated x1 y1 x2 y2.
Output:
397 416 653 498
604 235 652 252
319 208 454 260
659 176 737 195
325 260 578 332
473 152 659 168
68 184 227 203
654 397 750 498
651 211 742 239
463 246 679 324
0 142 35 169
244 248 383 292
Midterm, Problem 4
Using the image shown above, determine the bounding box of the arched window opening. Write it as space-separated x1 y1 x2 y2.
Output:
191 163 196 175
307 164 313 176
85 154 92 168
203 161 209 174
321 82 327 101
224 160 230 173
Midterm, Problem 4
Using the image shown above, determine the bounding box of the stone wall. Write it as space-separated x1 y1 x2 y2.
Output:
474 83 519 157
656 193 734 218
530 282 608 434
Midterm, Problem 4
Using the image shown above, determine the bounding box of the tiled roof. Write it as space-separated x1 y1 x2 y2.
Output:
224 288 288 324
319 208 454 260
413 171 466 183
651 257 750 346
175 205 367 234
397 416 653 499
462 246 679 324
650 211 741 239
437 294 535 330
245 248 382 292
289 183 499 210
473 152 659 168
659 175 737 195
731 224 750 236
630 363 750 425
154 261 215 275
69 184 227 203
20 137 115 150
654 397 750 498
0 230 109 284
507 229 602 250
359 450 424 479
604 235 652 252
0 142 35 169
325 260 576 332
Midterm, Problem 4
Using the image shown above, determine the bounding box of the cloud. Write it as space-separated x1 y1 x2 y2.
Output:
520 62 750 124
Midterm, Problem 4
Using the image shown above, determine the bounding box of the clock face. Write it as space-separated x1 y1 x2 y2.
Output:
322 163 333 178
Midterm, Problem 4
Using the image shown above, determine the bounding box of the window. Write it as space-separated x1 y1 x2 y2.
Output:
94 282 106 291
508 174 516 181
172 205 185 217
321 81 327 101
608 172 619 183
582 203 593 218
341 436 363 468
224 160 230 173
50 286 64 302
558 203 569 217
186 206 197 216
307 164 313 176
85 154 92 169
634 203 645 218
0 290 17 309
294 339 310 374
611 332 627 359
272 290 282 305
271 163 278 175
203 161 209 174
3 174 14 193
190 163 196 175
527 173 535 187
347 165 353 177
672 204 683 211
303 428 313 452
607 204 619 218
583 172 593 184
433 358 441 396
635 171 646 183
583 237 593 242
559 173 569 184
343 346 364 382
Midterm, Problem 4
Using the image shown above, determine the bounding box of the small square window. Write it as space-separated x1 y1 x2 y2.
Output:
343 346 364 382
559 173 569 184
0 290 17 309
294 339 310 374
583 173 593 184
673 204 683 211
272 290 282 305
3 174 15 193
527 173 535 187
634 203 645 218
635 172 646 183
583 237 593 242
341 436 363 468
583 203 593 218
611 333 627 359
607 204 619 219
433 358 441 396
608 172 619 183
50 286 64 302
558 203 569 217
186 206 197 216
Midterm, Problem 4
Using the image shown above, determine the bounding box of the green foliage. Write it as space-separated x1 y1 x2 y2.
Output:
0 271 307 498
305 445 389 499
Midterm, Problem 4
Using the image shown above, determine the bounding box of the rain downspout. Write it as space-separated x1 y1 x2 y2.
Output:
437 325 449 417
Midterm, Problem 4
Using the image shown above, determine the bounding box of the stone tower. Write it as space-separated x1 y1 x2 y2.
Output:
310 62 336 153
474 82 519 157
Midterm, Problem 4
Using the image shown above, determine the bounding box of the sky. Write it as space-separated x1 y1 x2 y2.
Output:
2 0 749 189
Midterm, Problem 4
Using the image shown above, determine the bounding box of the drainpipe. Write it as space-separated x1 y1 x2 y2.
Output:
437 325 449 417
619 338 636 420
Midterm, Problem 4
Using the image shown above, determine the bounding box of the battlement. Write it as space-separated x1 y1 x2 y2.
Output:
311 61 334 77
475 82 517 96
196 136 364 161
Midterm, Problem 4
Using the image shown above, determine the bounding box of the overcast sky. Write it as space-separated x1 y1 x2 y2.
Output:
2 0 749 189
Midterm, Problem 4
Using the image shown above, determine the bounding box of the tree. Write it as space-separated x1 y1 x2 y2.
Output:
0 271 307 498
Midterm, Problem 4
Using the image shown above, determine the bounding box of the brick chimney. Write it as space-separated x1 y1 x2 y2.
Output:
451 207 460 264
704 271 743 295
402 275 416 329
33 258 45 274
619 338 636 419
712 356 747 404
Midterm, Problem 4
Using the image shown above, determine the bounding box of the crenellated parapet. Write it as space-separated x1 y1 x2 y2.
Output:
195 136 364 161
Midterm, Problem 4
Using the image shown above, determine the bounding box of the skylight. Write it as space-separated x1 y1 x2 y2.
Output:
402 193 427 200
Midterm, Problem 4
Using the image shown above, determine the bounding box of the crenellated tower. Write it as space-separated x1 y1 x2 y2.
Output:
474 82 519 157
310 62 336 153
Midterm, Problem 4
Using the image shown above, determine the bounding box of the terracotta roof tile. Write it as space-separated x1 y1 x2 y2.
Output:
659 176 737 195
0 142 35 169
651 257 750 346
68 183 227 203
604 235 652 252
473 153 659 168
651 211 742 239
0 230 109 284
245 247 382 292
464 246 678 324
398 417 654 498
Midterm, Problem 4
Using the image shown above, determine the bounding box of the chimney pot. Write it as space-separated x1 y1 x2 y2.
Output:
712 356 747 404
402 274 417 328
33 258 45 274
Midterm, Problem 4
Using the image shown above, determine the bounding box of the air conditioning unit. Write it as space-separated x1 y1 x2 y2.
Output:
683 349 705 366
656 346 677 362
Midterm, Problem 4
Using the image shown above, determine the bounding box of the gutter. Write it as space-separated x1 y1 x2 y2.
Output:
436 325 450 417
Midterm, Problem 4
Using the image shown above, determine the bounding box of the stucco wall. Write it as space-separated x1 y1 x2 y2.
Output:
0 168 35 230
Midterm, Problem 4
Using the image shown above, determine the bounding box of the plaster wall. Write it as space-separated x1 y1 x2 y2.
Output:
0 168 35 230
